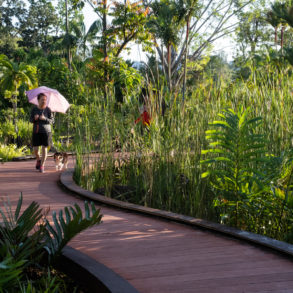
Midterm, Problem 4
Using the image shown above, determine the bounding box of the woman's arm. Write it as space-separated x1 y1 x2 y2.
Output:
29 108 36 123
43 108 55 124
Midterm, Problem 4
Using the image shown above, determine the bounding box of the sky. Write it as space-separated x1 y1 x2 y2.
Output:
82 2 236 63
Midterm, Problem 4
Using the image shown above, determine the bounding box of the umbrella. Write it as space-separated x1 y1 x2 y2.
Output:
26 86 70 114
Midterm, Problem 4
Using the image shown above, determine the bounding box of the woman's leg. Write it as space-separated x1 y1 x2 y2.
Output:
41 146 48 166
33 146 40 161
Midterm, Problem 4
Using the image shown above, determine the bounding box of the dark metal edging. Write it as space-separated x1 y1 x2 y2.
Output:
61 246 139 293
60 168 293 258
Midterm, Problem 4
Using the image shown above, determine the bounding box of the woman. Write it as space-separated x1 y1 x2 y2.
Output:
30 93 54 173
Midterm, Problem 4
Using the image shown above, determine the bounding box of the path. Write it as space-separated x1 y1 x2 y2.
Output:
1 157 293 293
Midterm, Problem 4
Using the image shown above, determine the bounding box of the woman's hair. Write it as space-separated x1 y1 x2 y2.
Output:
37 93 47 101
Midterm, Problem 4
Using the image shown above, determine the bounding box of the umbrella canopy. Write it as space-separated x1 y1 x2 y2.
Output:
26 86 70 114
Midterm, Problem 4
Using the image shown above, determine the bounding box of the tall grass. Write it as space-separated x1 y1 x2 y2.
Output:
72 65 293 241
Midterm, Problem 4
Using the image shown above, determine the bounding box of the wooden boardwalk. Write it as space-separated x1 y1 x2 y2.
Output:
1 157 293 293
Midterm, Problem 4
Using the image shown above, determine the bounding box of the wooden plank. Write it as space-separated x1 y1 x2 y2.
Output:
1 158 293 293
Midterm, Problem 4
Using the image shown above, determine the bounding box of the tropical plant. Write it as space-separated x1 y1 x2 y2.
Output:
0 193 102 291
44 201 102 261
0 54 38 137
0 144 29 161
268 1 289 50
71 20 102 59
269 149 293 240
200 108 268 227
0 255 25 290
147 0 252 93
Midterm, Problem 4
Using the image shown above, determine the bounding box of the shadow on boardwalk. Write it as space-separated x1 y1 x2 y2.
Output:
1 158 293 293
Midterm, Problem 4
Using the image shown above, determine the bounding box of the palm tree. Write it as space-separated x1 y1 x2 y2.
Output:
0 54 38 139
269 2 292 51
149 0 187 92
148 0 198 93
266 10 282 46
71 20 102 60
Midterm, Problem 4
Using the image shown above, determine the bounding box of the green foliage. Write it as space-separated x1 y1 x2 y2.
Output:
33 56 85 105
200 107 293 241
18 0 59 52
0 256 25 290
0 193 102 291
0 144 29 161
149 0 189 48
201 108 268 226
0 118 33 143
0 0 26 57
108 1 153 55
86 50 142 96
44 201 102 260
0 194 46 268
201 108 267 188
0 54 38 97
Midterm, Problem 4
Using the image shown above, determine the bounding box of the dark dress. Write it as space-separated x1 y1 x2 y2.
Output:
30 106 54 147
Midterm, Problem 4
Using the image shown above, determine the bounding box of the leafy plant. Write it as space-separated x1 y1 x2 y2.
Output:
44 201 102 261
0 194 46 268
0 194 102 291
0 144 29 162
0 255 25 290
200 108 268 227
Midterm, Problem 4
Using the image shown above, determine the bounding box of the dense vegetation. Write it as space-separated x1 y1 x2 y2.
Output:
1 0 293 251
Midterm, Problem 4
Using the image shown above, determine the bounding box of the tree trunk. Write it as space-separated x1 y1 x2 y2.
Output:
65 0 71 71
103 0 108 101
281 26 284 52
251 42 256 55
182 17 190 104
12 95 19 144
167 44 172 92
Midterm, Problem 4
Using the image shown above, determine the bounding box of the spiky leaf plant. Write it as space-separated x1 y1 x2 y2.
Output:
0 194 102 290
200 108 268 227
0 255 25 290
0 194 46 267
44 201 102 261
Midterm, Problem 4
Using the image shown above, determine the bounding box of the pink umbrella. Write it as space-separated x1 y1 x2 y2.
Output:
26 86 70 113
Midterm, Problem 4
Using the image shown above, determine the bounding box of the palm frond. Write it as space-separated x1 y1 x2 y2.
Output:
44 201 102 260
0 254 25 290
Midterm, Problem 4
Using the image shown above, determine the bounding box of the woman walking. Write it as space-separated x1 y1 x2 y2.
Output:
30 93 54 173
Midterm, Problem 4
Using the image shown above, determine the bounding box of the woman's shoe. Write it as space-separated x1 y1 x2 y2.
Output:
36 160 41 170
39 166 44 173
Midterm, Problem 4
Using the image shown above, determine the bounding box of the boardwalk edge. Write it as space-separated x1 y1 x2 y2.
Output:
60 168 293 258
60 246 139 293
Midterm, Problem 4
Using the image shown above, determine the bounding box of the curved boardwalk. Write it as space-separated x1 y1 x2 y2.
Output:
1 158 293 293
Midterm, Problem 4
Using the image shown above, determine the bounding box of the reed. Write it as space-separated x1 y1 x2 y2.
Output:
72 64 293 242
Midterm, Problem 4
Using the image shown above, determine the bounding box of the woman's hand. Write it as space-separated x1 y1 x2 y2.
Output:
34 114 39 121
39 114 45 120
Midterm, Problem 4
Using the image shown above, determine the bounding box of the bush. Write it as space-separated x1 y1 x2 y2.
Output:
0 119 32 147
0 144 30 161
